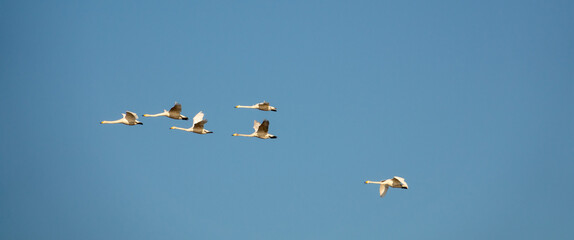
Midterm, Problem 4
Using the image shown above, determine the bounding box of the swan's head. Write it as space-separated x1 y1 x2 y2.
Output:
143 114 149 117
364 181 369 184
170 127 176 129
100 121 104 124
232 133 238 136
234 105 239 108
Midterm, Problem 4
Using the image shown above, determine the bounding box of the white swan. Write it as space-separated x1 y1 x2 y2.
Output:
235 101 277 111
100 111 143 125
170 111 213 134
143 102 189 120
365 176 408 198
232 119 277 139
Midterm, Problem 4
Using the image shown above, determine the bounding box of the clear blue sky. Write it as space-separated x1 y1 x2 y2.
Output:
1 1 573 239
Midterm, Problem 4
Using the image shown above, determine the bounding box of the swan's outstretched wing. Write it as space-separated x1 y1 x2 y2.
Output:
258 101 269 107
193 111 204 125
258 119 270 134
194 119 207 129
169 102 182 115
393 176 408 188
125 111 138 123
253 120 261 131
380 185 389 198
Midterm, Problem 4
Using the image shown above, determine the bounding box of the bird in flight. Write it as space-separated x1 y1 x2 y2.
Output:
101 111 143 125
235 101 277 112
170 111 213 134
365 176 408 198
143 102 189 120
232 119 277 139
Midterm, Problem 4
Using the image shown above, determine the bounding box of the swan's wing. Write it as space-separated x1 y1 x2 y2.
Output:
258 119 270 134
253 120 261 131
380 185 389 198
193 111 204 125
393 176 408 188
125 111 138 122
194 119 207 129
258 101 269 107
169 102 182 115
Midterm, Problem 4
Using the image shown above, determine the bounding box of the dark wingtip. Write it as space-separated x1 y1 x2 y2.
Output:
270 136 277 139
272 109 277 112
137 122 143 125
182 117 189 120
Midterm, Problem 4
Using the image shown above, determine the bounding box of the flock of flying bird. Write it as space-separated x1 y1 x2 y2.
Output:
100 101 408 198
100 101 277 138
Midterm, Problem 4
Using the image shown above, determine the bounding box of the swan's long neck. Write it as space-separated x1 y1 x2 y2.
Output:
101 119 123 124
144 111 168 117
365 181 383 185
235 105 257 109
171 126 190 131
233 133 255 137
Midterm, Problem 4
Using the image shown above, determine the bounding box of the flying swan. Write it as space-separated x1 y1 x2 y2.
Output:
143 102 189 120
232 119 277 139
100 111 143 125
235 101 277 111
365 176 408 198
170 111 213 134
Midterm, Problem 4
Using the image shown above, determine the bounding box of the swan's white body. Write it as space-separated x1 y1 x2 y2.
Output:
170 111 213 134
143 102 188 120
365 176 408 198
101 111 143 125
235 101 277 112
232 119 277 139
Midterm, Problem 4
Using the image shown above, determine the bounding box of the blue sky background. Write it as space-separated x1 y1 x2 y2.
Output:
1 0 573 239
